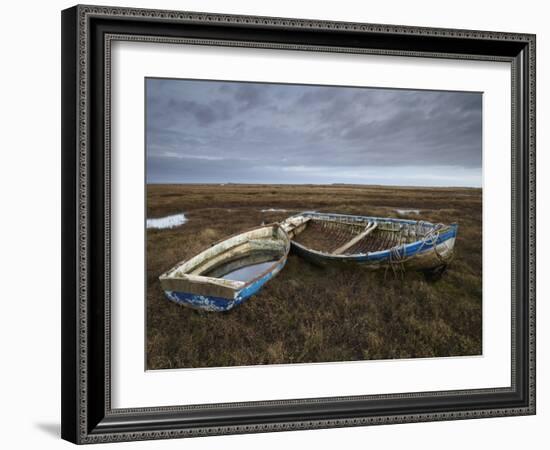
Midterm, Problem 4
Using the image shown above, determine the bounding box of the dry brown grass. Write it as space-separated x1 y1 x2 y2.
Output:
146 184 482 369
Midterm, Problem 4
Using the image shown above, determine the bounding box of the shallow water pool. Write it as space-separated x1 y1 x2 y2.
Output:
146 213 187 229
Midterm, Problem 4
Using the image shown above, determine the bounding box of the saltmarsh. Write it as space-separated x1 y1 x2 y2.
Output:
147 184 482 369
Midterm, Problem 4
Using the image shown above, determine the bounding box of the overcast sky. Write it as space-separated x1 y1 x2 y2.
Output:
146 78 482 187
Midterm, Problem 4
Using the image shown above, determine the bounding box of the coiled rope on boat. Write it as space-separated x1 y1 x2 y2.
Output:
386 223 408 279
420 223 454 265
386 222 451 279
387 242 407 279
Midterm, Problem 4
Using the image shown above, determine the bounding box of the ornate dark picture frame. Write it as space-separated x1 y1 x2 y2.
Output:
61 4 536 444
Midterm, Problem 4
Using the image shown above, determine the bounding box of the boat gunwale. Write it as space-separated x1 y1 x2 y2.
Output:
159 223 290 300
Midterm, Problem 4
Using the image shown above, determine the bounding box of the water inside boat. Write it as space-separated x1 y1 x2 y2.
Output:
204 251 280 282
218 260 278 282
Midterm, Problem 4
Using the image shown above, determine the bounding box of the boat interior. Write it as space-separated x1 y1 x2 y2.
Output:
283 215 438 255
166 225 289 282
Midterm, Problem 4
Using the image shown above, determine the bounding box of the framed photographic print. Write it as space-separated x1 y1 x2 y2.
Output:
61 5 536 444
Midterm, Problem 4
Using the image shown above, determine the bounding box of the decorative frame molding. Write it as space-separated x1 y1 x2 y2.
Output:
61 4 536 444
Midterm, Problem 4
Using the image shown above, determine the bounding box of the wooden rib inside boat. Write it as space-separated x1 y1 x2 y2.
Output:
293 219 401 255
281 212 458 271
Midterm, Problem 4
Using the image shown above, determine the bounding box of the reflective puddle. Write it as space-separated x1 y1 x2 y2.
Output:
261 208 290 212
146 213 187 229
395 209 420 215
204 252 280 283
219 261 278 282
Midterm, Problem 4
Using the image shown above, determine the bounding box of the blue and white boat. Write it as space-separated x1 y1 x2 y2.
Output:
281 212 458 273
159 224 290 312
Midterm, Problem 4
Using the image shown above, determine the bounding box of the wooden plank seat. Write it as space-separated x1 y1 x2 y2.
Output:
332 222 378 255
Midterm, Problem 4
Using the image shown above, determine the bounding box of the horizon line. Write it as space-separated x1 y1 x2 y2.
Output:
146 182 482 189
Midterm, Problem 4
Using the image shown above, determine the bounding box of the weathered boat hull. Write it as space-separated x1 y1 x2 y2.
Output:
281 212 458 271
163 258 286 312
159 225 290 312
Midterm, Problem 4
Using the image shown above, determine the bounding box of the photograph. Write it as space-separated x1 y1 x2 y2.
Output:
145 78 483 370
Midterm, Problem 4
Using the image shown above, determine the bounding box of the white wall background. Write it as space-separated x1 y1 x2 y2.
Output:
0 0 545 448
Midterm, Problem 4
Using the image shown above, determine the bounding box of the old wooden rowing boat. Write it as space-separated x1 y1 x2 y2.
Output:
280 212 458 272
159 224 290 311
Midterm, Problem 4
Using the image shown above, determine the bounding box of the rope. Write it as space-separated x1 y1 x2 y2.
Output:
417 223 454 265
385 222 452 279
385 225 407 280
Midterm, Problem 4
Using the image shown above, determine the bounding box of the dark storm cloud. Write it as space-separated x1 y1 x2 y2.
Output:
146 78 482 186
164 98 232 126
